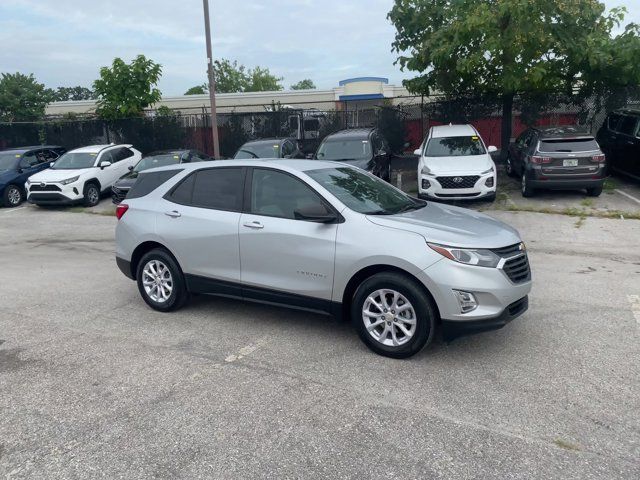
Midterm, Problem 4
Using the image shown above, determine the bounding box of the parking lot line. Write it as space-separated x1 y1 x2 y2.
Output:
615 189 640 206
0 206 27 214
627 295 640 327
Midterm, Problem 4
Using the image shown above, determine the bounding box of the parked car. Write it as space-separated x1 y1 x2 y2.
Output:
26 144 142 207
112 149 212 204
233 138 303 159
115 160 531 358
596 109 640 180
314 128 392 181
507 127 606 197
415 125 497 201
0 146 66 207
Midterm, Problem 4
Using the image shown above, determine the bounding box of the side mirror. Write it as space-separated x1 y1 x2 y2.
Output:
17 168 24 174
294 204 337 223
50 161 55 167
99 160 112 169
305 153 314 159
128 165 134 171
413 148 422 156
487 146 498 153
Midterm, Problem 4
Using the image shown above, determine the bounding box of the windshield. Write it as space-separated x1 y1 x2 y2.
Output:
134 154 182 173
234 143 280 159
425 136 486 157
539 138 600 153
307 167 425 215
0 153 19 171
316 139 372 161
52 152 97 170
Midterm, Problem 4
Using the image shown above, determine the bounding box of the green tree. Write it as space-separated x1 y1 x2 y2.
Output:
93 55 162 119
52 86 95 101
184 84 208 95
290 79 316 90
210 59 283 93
388 0 640 158
0 72 53 122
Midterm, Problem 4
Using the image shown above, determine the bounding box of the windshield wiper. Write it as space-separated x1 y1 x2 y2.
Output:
365 209 395 215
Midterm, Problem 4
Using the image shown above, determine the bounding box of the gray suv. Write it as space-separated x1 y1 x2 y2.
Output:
115 160 532 358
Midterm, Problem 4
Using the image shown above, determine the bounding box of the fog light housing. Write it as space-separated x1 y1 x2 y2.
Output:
485 177 494 188
422 179 431 189
453 290 478 313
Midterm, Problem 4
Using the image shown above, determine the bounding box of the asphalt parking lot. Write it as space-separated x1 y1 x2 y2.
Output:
1 202 639 479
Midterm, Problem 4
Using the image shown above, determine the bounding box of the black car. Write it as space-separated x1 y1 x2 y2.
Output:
506 126 606 197
596 109 640 180
314 128 392 181
111 149 211 204
233 138 303 159
0 146 66 207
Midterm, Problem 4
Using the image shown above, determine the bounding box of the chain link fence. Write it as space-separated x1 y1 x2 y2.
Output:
1 89 638 158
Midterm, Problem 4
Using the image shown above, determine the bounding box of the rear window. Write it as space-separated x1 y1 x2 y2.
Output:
538 138 599 153
127 170 182 199
425 136 486 157
166 167 244 212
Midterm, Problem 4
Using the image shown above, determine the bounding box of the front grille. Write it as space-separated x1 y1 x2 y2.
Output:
507 296 528 316
492 243 522 256
435 192 481 198
436 175 480 189
503 254 531 283
30 184 61 192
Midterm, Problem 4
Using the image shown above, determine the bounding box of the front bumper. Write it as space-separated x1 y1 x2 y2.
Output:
441 296 528 342
418 172 496 200
27 181 85 205
112 186 129 204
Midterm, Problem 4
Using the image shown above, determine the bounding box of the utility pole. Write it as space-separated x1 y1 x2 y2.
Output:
203 0 220 158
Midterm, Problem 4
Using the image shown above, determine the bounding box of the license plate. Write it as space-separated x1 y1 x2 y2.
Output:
563 159 579 167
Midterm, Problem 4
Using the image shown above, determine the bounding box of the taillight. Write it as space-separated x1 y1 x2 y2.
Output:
115 203 129 220
530 155 552 164
591 154 605 163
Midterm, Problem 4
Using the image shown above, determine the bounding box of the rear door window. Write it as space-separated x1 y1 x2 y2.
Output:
608 114 623 132
186 168 244 211
127 170 182 199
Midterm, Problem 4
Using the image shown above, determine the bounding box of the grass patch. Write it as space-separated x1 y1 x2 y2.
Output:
553 438 581 451
574 216 586 228
603 178 616 194
492 203 640 220
580 198 594 208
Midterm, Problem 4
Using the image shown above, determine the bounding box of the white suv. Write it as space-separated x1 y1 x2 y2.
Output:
27 144 141 207
416 125 497 201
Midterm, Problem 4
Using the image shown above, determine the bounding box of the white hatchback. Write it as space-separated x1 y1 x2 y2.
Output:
27 144 141 207
416 125 497 201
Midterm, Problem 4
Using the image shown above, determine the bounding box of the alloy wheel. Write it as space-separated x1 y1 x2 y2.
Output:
7 187 21 205
362 289 417 347
142 260 174 303
87 187 99 205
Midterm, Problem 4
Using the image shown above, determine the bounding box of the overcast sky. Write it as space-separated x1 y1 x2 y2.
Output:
1 0 637 96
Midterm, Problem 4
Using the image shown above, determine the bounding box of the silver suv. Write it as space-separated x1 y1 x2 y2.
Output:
115 160 532 358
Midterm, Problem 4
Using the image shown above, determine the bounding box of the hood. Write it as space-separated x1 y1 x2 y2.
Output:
0 169 18 186
29 168 93 183
367 202 521 249
113 174 137 189
421 154 493 174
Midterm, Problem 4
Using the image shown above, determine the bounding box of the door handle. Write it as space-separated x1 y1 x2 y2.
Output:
243 221 264 229
164 210 181 218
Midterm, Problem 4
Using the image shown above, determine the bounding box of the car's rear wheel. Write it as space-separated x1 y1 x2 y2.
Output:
521 172 535 197
136 249 189 312
83 182 100 207
351 272 435 358
586 185 602 197
3 185 23 207
506 156 516 177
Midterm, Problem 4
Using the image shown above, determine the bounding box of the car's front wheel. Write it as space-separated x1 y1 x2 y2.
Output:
3 185 23 207
83 182 101 207
136 248 189 312
505 156 516 177
351 272 436 358
521 172 535 197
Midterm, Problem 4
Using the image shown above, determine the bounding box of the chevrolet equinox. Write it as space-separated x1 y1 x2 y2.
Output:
115 160 532 358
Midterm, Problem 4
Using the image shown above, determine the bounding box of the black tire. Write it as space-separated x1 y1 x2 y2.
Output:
2 185 23 207
505 156 516 178
83 182 100 207
586 185 603 197
521 172 535 198
136 248 189 312
351 272 436 359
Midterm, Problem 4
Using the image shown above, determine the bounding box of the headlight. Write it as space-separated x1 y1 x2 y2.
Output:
60 176 79 185
428 243 501 268
481 166 495 175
